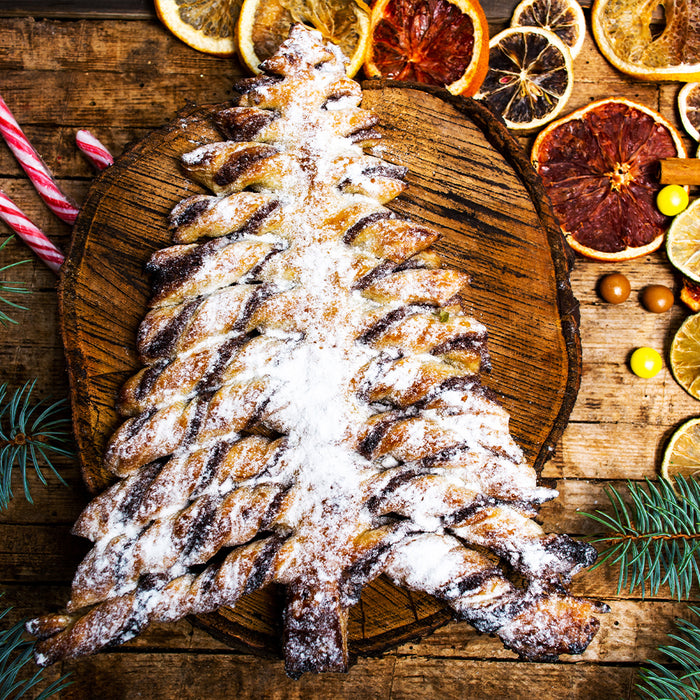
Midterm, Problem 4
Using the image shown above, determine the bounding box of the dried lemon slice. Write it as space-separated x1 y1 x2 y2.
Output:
679 82 700 142
475 27 573 132
661 417 700 482
237 0 370 77
670 312 700 401
666 198 700 284
155 0 241 56
511 0 586 59
592 0 700 81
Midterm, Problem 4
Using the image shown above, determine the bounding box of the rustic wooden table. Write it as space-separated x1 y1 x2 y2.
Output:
1 2 698 698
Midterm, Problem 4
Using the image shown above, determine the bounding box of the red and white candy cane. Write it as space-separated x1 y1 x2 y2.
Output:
76 129 113 171
0 95 79 225
0 188 64 273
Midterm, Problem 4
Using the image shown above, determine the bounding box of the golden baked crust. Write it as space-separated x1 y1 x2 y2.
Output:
28 25 606 677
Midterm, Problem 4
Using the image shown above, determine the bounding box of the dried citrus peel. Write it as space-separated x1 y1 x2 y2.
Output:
592 0 700 81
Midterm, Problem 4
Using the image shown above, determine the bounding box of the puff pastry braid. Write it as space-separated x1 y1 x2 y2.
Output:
29 25 607 677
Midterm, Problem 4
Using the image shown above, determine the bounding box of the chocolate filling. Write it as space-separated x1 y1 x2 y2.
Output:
213 146 278 187
181 494 219 560
118 459 167 520
134 359 170 400
234 74 284 95
139 299 199 361
342 211 395 244
169 198 210 228
349 128 382 144
214 107 277 141
243 536 285 595
356 306 412 345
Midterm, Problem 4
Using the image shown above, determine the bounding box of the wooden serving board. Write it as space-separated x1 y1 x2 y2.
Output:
58 82 580 660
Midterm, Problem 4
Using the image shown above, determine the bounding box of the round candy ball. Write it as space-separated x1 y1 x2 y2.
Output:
599 273 631 304
641 284 674 313
656 185 689 217
630 347 663 378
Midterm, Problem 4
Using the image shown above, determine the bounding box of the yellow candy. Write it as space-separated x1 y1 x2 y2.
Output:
656 185 689 217
630 347 663 378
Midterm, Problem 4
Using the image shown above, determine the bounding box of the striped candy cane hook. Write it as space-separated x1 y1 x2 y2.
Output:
0 95 79 225
0 188 64 273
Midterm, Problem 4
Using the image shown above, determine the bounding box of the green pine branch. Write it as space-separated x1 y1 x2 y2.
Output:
0 380 73 510
585 476 700 600
0 237 29 327
636 605 700 699
585 477 700 698
0 598 71 699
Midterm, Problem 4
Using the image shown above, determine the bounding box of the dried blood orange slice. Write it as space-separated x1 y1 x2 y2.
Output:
363 0 490 97
592 0 700 82
531 98 687 261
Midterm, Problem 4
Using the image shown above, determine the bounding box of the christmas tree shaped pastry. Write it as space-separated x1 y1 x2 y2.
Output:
29 26 607 677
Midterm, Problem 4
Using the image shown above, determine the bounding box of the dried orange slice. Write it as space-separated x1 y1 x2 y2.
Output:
661 417 700 482
531 98 687 261
679 82 700 141
155 0 241 56
363 0 490 97
592 0 700 82
237 0 370 77
670 312 700 400
475 27 573 132
511 0 586 59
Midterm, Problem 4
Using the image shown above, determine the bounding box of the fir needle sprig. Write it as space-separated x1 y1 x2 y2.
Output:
0 598 71 699
636 605 700 700
0 379 73 510
0 237 29 326
585 476 700 599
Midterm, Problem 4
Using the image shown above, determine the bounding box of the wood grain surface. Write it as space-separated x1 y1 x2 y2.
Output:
59 83 579 656
0 6 699 699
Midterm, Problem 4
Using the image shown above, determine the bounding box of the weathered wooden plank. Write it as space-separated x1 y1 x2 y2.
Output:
55 651 637 700
0 466 84 525
0 71 239 127
0 0 582 23
59 652 399 700
389 657 635 700
568 363 697 424
0 67 664 134
0 178 86 239
0 18 235 75
0 449 620 534
0 524 89 582
546 423 669 480
570 252 679 303
0 0 153 18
